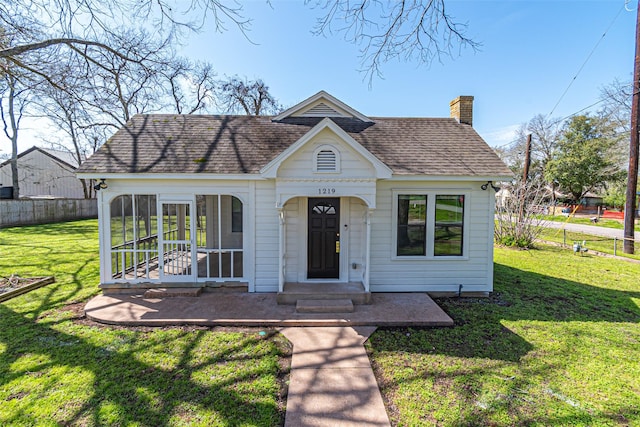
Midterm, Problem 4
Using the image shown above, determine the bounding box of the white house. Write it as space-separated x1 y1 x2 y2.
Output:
0 146 86 199
77 91 512 300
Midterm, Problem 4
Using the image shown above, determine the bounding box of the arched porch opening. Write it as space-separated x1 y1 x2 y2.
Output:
277 195 374 293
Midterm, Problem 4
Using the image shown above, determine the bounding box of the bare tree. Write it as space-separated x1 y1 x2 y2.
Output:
309 0 480 82
497 114 562 183
3 1 477 88
0 72 35 199
34 75 98 198
494 178 549 249
598 78 633 170
0 1 249 80
218 77 281 115
599 78 632 133
165 60 218 115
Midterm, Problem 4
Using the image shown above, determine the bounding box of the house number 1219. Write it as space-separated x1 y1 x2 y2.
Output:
318 188 336 195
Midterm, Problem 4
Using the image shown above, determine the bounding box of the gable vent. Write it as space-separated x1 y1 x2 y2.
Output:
316 150 337 172
304 102 344 118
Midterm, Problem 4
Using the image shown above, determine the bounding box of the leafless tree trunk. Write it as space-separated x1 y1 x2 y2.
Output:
1 74 29 199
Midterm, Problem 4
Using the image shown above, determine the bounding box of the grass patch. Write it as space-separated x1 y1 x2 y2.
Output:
0 220 291 426
541 215 640 232
368 245 640 426
538 228 640 261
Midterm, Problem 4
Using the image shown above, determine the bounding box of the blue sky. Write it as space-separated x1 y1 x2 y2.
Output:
3 1 637 155
181 0 636 148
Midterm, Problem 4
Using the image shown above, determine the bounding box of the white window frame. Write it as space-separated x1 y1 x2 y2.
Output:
312 144 341 173
391 189 470 260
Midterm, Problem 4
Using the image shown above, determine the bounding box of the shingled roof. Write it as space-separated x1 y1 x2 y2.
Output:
77 113 512 177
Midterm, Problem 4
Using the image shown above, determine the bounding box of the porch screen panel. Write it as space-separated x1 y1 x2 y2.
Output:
110 194 158 279
434 195 465 256
134 195 158 278
196 195 243 279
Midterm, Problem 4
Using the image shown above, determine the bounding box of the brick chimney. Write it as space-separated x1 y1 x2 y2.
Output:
449 96 474 126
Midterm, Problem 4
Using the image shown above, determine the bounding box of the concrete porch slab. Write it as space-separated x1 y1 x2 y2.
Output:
143 288 202 298
296 299 354 313
84 292 454 327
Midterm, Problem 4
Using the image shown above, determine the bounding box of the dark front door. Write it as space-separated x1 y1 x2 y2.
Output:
308 198 340 279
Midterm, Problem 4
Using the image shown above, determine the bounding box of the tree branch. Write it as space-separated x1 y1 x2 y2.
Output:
1 38 139 62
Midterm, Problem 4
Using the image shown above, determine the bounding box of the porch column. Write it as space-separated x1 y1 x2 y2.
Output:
364 208 373 292
278 208 286 292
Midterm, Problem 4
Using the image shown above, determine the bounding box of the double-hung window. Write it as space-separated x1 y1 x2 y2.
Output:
396 195 427 256
393 191 466 258
434 195 465 256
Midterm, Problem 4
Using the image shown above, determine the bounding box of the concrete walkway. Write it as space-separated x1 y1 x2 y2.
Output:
280 327 390 427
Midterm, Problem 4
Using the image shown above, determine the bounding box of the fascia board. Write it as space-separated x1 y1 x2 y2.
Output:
75 172 266 180
387 174 514 182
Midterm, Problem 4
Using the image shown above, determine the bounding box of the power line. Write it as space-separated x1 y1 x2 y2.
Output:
492 83 635 153
547 3 627 117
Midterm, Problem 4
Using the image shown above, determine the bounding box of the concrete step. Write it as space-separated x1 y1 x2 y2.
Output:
144 288 202 298
277 282 372 305
296 299 354 313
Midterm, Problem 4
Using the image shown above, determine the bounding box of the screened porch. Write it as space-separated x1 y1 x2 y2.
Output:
109 194 243 283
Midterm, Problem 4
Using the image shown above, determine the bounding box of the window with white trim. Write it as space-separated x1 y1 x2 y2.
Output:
434 195 465 256
393 191 467 258
397 195 427 256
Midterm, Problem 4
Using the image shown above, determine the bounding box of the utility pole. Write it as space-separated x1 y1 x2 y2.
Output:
624 0 640 254
522 133 532 184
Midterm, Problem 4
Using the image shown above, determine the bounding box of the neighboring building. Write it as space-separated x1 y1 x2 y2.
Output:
0 146 86 199
77 91 512 297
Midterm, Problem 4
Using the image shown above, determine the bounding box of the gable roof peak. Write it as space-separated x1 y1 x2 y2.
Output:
273 90 372 123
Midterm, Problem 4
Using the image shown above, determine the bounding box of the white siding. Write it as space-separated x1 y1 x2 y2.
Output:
0 149 85 198
94 176 496 294
284 198 301 283
348 198 366 282
278 129 375 179
254 180 280 292
368 180 494 293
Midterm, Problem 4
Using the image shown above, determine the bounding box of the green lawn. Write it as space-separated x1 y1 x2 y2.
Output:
538 227 640 261
368 245 640 426
3 220 640 426
0 220 290 426
541 214 640 232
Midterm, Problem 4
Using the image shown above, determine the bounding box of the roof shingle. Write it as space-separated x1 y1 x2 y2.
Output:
77 114 512 177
